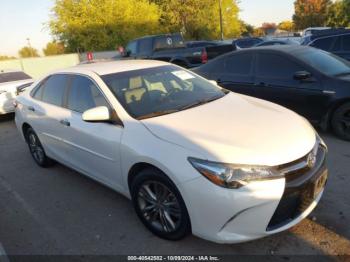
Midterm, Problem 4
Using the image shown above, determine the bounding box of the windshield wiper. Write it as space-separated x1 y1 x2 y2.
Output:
137 109 181 120
180 94 225 111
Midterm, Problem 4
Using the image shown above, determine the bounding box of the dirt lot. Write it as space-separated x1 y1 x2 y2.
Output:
0 114 349 258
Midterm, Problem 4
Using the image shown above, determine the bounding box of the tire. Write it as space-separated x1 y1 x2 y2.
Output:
331 102 350 141
25 127 54 167
130 168 191 240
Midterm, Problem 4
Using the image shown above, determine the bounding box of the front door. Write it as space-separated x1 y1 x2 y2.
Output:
254 52 326 122
62 75 124 189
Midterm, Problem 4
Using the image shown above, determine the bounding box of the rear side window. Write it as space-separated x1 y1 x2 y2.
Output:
126 41 137 55
0 71 31 83
138 38 153 55
41 75 68 106
342 35 350 51
257 53 304 79
153 35 185 50
332 36 342 51
67 75 109 113
311 37 335 51
225 53 253 75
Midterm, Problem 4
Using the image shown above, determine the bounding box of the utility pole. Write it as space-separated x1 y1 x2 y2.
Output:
219 0 224 41
26 37 33 57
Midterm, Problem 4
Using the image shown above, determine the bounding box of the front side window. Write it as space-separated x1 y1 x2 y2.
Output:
256 53 304 79
101 65 228 120
311 37 335 51
225 53 253 75
67 75 109 113
295 48 350 76
342 35 350 51
41 75 68 106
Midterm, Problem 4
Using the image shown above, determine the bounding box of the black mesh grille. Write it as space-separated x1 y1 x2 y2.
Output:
267 145 327 231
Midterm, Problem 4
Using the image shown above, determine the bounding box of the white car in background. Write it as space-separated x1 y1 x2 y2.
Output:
0 70 33 114
14 60 328 243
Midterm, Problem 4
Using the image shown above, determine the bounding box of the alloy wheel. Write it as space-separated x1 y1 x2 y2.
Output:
28 133 45 164
137 181 181 233
340 110 350 135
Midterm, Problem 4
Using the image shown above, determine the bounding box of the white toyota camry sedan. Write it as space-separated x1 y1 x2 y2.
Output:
14 60 328 243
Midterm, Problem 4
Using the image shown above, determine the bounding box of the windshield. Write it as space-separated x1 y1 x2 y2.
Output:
101 65 228 120
296 49 350 76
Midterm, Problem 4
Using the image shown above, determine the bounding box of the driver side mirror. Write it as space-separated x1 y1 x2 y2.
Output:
294 71 312 81
82 106 123 126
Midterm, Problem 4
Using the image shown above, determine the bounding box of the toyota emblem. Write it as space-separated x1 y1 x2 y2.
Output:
307 152 317 168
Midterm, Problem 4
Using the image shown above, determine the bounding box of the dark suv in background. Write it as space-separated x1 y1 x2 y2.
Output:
301 29 350 61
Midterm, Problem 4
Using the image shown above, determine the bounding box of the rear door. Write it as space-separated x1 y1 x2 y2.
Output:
214 52 255 96
61 74 124 189
253 52 326 121
27 74 71 162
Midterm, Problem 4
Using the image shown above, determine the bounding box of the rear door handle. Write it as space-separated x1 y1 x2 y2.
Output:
60 119 70 127
28 106 35 112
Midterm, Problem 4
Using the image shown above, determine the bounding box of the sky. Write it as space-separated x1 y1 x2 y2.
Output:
0 0 295 56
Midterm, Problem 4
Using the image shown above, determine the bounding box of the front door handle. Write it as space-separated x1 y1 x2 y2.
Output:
59 119 70 127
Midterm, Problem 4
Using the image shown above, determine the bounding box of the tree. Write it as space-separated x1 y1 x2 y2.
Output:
293 0 332 30
253 27 265 37
0 55 16 61
43 41 65 56
49 0 162 52
240 22 255 37
326 0 350 27
18 46 39 58
151 0 242 40
261 22 277 35
278 21 295 32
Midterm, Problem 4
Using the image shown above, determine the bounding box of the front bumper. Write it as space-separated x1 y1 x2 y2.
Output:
181 143 327 243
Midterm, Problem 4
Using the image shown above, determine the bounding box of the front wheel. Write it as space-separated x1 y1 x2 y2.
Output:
131 168 191 240
26 127 54 167
331 102 350 141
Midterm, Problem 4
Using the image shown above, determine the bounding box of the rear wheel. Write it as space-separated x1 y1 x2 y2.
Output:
331 102 350 141
131 168 191 240
26 127 54 167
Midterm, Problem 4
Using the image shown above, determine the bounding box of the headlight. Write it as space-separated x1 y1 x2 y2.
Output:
188 158 282 189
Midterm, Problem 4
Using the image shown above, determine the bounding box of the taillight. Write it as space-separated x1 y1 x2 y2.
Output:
201 48 208 64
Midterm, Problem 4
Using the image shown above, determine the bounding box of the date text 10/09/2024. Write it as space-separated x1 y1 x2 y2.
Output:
127 256 220 261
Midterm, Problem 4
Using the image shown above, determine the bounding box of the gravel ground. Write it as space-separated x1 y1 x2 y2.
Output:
0 114 349 259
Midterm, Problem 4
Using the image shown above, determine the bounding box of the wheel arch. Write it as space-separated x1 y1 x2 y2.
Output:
22 122 32 141
127 162 169 193
325 98 350 130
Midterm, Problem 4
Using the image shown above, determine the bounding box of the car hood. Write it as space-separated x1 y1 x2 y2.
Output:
141 93 316 166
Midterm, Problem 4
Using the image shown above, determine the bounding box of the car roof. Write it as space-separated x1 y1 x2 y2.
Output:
58 59 170 76
233 45 311 54
310 28 350 40
0 69 24 74
133 33 182 41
